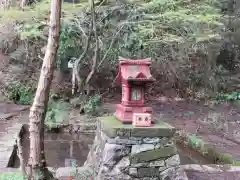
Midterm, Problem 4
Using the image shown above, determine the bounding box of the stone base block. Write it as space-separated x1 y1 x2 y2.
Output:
98 116 176 138
85 116 184 179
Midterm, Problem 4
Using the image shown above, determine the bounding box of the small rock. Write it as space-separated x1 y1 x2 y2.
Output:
63 127 70 133
70 97 81 108
129 137 142 141
99 159 132 180
160 167 188 180
76 166 94 179
131 144 155 154
129 167 138 176
165 154 180 167
161 137 171 144
97 166 110 179
102 143 130 167
174 130 183 138
159 166 167 172
47 167 56 175
98 170 132 180
142 178 158 180
149 159 165 167
155 143 163 149
143 137 161 144
116 128 131 137
137 167 159 177
164 140 175 147
55 167 77 178
99 165 110 174
108 137 141 145
131 163 149 168
114 156 130 172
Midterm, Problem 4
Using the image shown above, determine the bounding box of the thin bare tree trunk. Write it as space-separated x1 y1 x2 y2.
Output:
28 0 61 179
73 24 93 94
85 0 99 89
73 0 95 95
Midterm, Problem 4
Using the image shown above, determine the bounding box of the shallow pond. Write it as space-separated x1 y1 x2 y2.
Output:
13 132 212 169
14 132 94 168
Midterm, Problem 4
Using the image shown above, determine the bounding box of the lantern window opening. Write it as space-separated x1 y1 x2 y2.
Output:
131 87 142 101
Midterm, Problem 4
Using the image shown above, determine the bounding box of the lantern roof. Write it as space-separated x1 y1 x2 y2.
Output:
118 58 155 82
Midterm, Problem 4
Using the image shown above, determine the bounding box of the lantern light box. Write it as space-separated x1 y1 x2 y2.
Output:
114 58 155 125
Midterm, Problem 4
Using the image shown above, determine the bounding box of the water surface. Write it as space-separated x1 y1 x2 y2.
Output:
14 132 212 168
16 132 94 168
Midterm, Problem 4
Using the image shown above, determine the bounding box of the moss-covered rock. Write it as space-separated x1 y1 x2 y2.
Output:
130 146 177 164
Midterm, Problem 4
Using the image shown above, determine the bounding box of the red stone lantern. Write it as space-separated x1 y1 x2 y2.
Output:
114 58 155 124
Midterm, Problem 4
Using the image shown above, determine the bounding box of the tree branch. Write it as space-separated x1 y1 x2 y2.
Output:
73 10 93 92
97 5 136 70
85 0 99 87
97 25 125 70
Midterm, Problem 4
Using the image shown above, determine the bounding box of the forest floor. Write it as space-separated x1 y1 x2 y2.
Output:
151 98 240 162
1 95 240 179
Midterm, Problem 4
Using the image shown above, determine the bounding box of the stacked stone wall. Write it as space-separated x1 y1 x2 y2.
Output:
85 116 186 180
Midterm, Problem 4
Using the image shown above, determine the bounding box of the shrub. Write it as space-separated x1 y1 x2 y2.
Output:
45 99 70 129
217 91 240 101
84 94 102 117
1 0 234 99
6 83 34 105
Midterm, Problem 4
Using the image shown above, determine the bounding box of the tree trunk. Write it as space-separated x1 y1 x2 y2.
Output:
20 0 26 9
28 0 61 179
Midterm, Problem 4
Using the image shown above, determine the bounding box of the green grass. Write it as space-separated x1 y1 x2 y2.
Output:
218 153 233 164
186 134 234 164
0 0 88 23
132 0 224 44
0 172 26 180
232 161 240 166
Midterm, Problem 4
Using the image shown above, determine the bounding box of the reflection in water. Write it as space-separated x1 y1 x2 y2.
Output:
14 131 211 169
15 132 94 169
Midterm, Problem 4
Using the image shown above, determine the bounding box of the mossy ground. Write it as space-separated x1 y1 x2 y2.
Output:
176 131 234 164
0 172 26 180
